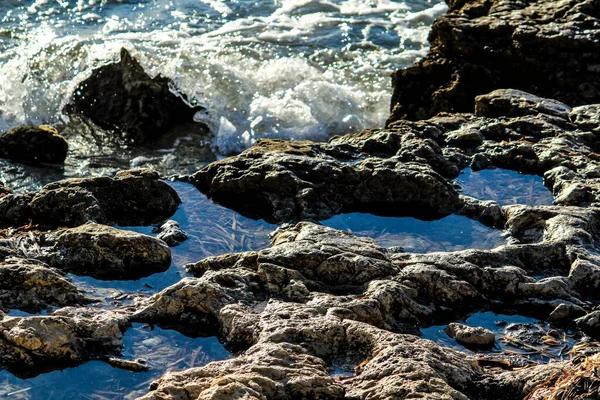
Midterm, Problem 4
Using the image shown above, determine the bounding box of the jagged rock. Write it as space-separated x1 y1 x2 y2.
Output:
39 223 171 280
445 322 495 346
153 220 187 247
475 90 572 120
0 125 68 164
0 168 181 228
191 139 463 223
0 307 128 377
65 48 209 144
0 257 88 313
387 0 600 124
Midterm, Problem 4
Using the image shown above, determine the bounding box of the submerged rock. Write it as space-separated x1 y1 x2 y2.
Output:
387 0 600 123
64 48 210 145
40 223 171 280
0 307 128 377
0 125 68 165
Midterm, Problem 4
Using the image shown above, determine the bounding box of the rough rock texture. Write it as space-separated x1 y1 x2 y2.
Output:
387 0 600 123
0 307 128 377
0 257 88 312
65 48 209 145
0 169 181 228
39 223 171 280
191 139 464 223
445 323 495 346
0 125 68 164
153 220 188 247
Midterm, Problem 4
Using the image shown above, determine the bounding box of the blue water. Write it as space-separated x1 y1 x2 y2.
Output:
0 323 230 399
323 213 506 252
457 167 554 206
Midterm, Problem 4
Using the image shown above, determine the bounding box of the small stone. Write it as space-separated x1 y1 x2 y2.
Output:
154 220 187 247
445 322 495 346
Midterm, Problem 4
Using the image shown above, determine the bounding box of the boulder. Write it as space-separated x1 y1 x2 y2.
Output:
0 168 181 228
0 125 68 165
39 223 171 280
0 257 88 312
387 0 600 124
64 48 210 145
0 307 128 377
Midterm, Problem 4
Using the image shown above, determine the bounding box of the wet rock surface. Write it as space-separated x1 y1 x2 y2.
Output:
0 125 68 165
0 257 88 313
387 0 600 123
64 48 210 145
0 307 129 378
0 168 180 227
39 223 171 280
3 1 600 398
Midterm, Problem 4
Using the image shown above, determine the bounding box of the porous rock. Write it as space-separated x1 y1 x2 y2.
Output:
65 48 209 145
445 322 495 346
0 257 88 312
191 139 463 223
387 0 600 123
0 168 181 228
39 223 171 280
153 220 188 247
0 125 68 165
0 307 128 377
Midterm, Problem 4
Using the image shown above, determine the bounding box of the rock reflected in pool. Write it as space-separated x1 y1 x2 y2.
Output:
0 323 230 400
322 213 505 253
457 167 554 206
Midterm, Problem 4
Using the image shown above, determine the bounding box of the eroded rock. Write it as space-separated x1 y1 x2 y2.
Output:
445 323 495 346
39 223 171 280
0 168 180 228
387 0 600 123
0 307 128 377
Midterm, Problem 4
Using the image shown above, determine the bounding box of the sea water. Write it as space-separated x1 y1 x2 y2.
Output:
0 0 447 155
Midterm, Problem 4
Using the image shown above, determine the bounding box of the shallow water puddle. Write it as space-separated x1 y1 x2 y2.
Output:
456 167 554 206
421 312 578 363
0 323 230 400
104 181 275 296
322 213 505 252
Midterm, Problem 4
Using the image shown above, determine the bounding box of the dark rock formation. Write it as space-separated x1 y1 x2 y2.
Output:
0 169 181 228
39 223 171 280
191 139 464 223
0 307 128 377
0 125 68 164
387 0 600 124
64 48 210 145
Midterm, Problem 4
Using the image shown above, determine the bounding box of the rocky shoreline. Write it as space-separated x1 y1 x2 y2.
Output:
1 0 600 398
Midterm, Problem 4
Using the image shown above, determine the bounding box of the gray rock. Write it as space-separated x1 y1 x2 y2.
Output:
475 90 572 120
0 257 88 312
0 307 128 377
153 220 187 247
0 168 181 228
40 223 171 280
191 139 463 223
445 322 495 346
